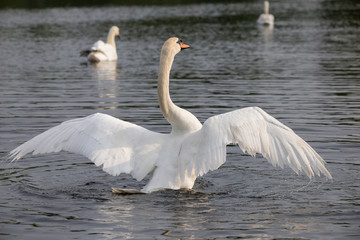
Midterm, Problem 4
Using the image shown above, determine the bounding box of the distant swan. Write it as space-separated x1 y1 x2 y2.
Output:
80 26 120 62
257 1 274 26
10 37 331 193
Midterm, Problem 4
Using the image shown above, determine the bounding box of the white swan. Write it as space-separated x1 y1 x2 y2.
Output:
257 1 275 26
10 37 332 193
80 26 120 62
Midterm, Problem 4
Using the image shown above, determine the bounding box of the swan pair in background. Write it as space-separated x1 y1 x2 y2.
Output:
80 26 120 62
81 1 272 62
257 1 275 26
10 37 332 193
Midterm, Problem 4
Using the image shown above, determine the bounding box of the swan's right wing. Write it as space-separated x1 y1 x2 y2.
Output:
184 107 332 179
9 113 165 181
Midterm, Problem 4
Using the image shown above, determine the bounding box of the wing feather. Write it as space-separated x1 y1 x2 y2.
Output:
9 113 165 181
90 40 116 60
188 107 332 179
91 40 105 51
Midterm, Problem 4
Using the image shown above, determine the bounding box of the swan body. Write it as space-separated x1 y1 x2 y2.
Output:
257 1 274 26
81 26 120 62
10 37 331 193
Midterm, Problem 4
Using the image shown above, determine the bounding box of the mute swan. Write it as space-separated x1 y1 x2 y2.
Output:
80 26 120 62
257 1 275 26
10 37 332 193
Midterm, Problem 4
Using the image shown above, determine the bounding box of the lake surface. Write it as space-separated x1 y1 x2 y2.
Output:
0 1 359 239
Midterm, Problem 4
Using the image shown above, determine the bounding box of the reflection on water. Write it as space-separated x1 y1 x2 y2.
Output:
89 61 122 109
90 61 118 81
258 24 274 43
0 0 359 239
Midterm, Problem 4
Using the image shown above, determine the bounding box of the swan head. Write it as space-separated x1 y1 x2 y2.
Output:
110 26 120 39
161 37 190 57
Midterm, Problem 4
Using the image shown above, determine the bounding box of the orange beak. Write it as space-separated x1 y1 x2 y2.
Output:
180 41 190 50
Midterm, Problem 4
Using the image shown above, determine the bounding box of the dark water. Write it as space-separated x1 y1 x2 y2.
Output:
1 1 359 239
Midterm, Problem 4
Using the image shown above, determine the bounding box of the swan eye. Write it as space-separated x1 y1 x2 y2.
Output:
177 39 182 44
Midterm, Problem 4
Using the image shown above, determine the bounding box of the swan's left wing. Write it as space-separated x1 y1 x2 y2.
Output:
184 107 332 179
9 113 165 181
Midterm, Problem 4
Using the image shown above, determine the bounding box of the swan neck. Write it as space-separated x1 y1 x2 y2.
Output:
107 29 116 48
158 50 175 119
156 40 202 133
264 1 269 15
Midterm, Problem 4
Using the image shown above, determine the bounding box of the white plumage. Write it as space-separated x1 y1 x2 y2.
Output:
10 37 331 193
81 26 120 62
257 1 275 26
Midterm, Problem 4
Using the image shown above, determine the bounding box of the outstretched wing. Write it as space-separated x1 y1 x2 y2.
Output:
9 113 165 181
185 107 332 179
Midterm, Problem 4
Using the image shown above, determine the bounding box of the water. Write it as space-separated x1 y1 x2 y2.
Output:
0 1 359 239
